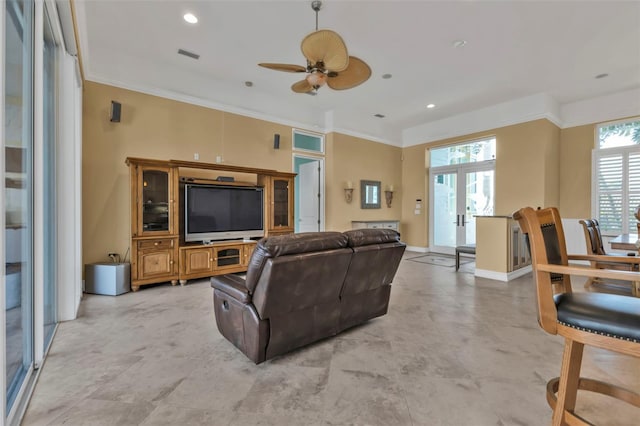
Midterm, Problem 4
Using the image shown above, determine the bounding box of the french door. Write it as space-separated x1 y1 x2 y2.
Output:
430 163 494 254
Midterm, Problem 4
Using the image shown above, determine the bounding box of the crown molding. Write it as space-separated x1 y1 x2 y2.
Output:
85 71 640 150
560 88 640 129
402 93 563 147
85 73 331 136
86 73 401 147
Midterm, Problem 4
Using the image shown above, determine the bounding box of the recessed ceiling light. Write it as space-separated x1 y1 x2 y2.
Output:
452 39 467 48
427 104 436 109
183 13 198 24
595 73 609 79
382 74 392 79
244 81 253 87
374 113 385 118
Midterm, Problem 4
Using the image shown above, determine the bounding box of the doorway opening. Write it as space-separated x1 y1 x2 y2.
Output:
293 155 324 233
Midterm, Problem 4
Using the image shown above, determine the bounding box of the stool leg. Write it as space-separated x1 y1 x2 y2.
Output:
456 250 460 271
552 339 584 426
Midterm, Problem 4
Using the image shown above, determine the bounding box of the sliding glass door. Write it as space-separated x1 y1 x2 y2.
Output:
5 0 35 415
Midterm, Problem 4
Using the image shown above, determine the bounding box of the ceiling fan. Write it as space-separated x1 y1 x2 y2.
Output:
259 0 371 94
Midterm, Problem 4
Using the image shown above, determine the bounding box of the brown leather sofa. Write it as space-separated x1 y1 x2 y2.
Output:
211 229 406 363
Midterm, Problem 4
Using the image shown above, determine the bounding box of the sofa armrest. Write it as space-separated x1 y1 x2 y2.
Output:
211 275 251 303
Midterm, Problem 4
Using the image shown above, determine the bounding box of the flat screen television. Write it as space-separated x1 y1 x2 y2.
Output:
184 184 264 243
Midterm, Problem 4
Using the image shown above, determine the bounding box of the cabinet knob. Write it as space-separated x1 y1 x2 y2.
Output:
154 242 159 246
170 260 174 264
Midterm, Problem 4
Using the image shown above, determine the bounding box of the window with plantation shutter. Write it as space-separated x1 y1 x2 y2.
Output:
593 118 640 234
629 152 640 232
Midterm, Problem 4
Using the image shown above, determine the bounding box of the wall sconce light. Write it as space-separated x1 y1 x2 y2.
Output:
385 184 394 208
345 181 354 203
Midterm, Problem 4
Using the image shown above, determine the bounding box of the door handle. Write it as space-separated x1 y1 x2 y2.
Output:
462 215 465 226
456 215 460 226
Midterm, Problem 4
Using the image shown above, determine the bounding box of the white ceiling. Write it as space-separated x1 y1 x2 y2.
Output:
74 0 640 145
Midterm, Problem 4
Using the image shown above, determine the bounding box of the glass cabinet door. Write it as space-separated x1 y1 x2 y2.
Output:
272 178 290 228
141 169 170 233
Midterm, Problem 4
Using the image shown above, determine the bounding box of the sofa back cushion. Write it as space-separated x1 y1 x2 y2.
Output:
247 232 352 319
341 229 406 296
245 232 348 293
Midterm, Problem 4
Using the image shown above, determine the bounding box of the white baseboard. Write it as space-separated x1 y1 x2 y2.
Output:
475 265 532 282
405 245 429 253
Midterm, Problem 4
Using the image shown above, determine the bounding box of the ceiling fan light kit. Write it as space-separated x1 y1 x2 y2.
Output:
258 0 371 94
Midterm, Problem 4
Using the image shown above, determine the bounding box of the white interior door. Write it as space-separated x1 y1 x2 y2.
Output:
298 161 320 232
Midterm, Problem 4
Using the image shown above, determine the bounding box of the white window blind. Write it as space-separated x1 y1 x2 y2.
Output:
593 116 640 234
594 152 624 233
629 152 640 232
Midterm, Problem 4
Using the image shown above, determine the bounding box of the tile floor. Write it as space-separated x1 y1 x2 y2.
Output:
22 253 639 425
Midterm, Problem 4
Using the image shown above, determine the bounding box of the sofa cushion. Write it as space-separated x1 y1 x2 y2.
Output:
245 232 348 293
343 228 400 247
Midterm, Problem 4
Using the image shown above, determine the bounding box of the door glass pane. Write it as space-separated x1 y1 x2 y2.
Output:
433 173 457 247
142 170 169 231
43 5 57 347
273 179 289 227
464 170 494 244
5 0 34 412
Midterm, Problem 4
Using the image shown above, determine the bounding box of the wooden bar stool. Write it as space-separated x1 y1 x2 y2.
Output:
514 207 640 425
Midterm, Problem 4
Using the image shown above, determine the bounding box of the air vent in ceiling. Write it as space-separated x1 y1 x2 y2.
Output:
374 113 385 118
178 49 200 60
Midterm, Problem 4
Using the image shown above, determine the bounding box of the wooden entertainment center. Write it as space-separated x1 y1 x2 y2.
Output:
126 157 296 291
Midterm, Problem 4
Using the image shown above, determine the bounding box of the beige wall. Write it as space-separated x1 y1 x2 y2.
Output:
83 82 403 264
476 217 510 273
400 119 561 248
83 80 633 261
324 132 403 232
559 124 594 218
400 145 428 248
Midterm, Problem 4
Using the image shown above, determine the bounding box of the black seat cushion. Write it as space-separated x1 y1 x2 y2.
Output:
554 292 640 342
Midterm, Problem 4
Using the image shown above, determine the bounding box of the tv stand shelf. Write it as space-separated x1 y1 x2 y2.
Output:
178 241 256 286
126 157 295 291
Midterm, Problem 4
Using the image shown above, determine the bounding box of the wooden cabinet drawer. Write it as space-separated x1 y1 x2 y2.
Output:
138 238 174 250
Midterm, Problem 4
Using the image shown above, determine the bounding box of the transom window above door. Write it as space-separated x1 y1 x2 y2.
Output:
430 137 496 167
293 129 324 154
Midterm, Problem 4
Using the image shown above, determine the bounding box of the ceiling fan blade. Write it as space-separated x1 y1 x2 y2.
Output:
326 56 371 90
301 30 349 72
258 63 307 73
291 79 314 93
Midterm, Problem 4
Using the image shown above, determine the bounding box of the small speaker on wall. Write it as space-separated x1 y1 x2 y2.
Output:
110 101 121 123
273 134 280 149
